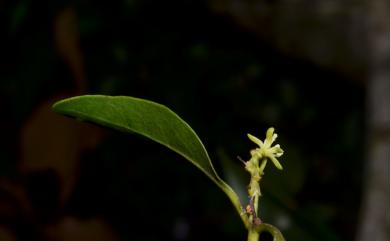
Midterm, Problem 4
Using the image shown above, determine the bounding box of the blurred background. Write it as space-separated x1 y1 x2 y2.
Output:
1 0 389 241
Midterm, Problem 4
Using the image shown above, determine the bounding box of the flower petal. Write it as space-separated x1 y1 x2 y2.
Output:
248 133 264 147
266 127 275 142
271 133 277 143
270 144 284 157
269 155 283 170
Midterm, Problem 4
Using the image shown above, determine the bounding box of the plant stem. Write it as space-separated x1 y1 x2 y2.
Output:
254 191 259 215
247 228 260 241
245 130 286 241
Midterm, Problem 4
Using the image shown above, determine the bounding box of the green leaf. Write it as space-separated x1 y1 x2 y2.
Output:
53 95 248 227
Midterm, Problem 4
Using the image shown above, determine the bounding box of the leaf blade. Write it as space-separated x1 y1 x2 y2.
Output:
53 95 248 226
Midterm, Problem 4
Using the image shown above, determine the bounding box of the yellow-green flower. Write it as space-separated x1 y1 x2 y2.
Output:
247 127 284 170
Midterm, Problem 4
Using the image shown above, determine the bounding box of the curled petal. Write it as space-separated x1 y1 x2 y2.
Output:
271 133 278 143
275 152 283 158
270 144 284 157
270 144 280 151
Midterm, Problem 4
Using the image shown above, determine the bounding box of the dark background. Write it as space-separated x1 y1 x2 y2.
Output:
0 1 365 241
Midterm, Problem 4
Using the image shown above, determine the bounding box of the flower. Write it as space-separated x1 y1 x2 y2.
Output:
247 127 284 170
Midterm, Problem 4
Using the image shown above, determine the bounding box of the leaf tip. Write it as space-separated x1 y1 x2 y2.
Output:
51 98 68 113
